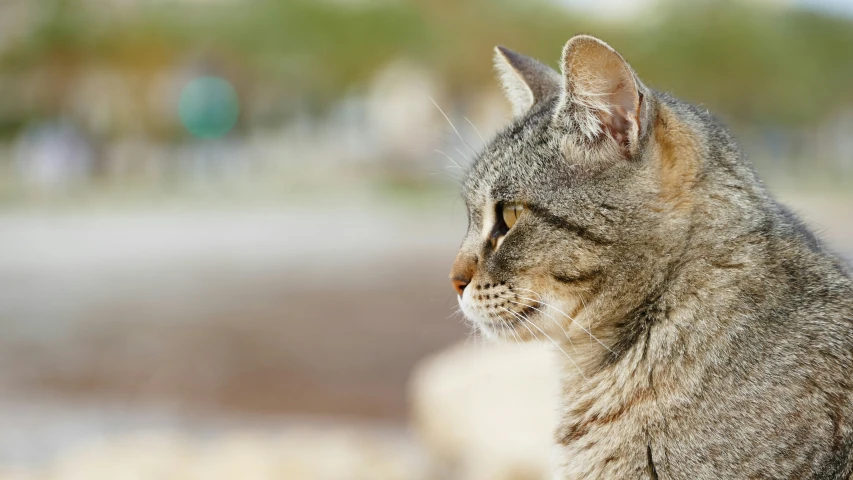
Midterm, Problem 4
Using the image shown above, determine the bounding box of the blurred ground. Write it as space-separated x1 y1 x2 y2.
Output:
0 206 462 411
0 204 465 463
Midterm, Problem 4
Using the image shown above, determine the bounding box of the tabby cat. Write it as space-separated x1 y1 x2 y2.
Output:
449 34 853 479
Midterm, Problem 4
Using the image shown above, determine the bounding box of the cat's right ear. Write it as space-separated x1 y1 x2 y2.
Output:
493 46 561 117
555 35 650 157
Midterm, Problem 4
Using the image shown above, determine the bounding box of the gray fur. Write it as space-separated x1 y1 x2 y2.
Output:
450 35 853 479
494 45 561 116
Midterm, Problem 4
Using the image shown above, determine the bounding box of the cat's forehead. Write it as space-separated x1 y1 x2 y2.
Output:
462 106 567 204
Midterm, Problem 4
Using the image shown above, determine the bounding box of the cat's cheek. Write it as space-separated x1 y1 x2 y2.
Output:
457 285 478 322
458 288 495 336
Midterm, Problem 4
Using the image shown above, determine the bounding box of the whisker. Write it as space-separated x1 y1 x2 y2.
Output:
431 169 464 184
464 116 487 148
453 146 471 166
502 295 577 353
503 306 539 342
429 95 480 156
511 290 614 354
490 310 520 345
498 305 588 381
512 288 541 299
463 323 481 347
496 314 522 346
507 312 526 346
434 149 464 170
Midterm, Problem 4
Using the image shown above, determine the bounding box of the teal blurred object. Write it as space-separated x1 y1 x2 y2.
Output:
178 76 240 138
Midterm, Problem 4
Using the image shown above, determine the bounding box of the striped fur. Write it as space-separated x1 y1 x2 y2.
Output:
452 35 853 479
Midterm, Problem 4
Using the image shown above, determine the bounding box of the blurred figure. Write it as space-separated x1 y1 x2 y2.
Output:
14 121 94 193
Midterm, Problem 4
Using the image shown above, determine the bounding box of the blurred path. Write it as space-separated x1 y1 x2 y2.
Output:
0 206 468 420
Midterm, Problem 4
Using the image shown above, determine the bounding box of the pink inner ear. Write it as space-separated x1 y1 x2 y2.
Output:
561 36 641 151
602 79 639 150
604 105 631 147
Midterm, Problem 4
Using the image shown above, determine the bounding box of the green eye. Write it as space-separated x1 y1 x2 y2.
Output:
502 203 524 229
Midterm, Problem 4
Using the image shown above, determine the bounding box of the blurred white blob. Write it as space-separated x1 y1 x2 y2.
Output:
13 122 94 192
411 342 559 480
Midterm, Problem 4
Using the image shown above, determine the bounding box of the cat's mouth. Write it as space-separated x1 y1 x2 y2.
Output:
487 301 540 327
458 282 549 337
478 300 546 341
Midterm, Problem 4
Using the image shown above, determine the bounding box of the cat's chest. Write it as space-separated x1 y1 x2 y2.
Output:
552 372 663 479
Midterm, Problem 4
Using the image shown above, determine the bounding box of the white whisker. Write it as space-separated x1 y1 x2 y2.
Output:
512 287 543 300
447 305 465 321
496 314 522 346
511 289 614 354
498 305 588 381
493 309 523 345
502 295 577 353
429 95 480 156
453 146 471 165
464 116 487 148
434 149 464 170
503 306 539 342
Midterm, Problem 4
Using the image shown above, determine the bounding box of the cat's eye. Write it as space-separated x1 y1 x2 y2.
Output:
501 203 524 229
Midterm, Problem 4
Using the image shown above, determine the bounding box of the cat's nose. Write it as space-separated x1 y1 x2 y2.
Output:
450 252 477 296
451 276 470 296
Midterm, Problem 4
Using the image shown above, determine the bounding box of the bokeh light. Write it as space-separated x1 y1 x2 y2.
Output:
178 76 239 139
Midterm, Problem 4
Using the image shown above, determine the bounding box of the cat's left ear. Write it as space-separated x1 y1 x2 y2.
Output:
494 46 561 117
555 35 649 156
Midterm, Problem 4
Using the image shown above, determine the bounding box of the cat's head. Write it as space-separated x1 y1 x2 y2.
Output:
451 35 700 342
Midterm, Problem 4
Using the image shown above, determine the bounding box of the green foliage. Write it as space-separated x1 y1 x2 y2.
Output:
2 0 853 125
626 1 853 124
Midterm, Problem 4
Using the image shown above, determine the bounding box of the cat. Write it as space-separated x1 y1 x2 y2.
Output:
449 34 853 479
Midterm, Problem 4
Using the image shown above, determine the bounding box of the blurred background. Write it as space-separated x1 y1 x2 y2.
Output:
0 0 852 478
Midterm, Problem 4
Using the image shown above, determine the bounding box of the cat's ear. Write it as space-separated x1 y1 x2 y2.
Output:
556 35 646 155
494 46 561 117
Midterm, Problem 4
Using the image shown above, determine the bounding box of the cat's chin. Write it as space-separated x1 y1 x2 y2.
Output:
458 291 523 338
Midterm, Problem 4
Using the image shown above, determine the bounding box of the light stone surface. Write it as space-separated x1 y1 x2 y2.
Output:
0 428 431 480
410 341 560 480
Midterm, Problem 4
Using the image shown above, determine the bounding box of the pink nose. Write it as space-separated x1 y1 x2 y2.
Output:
451 276 470 296
449 252 476 296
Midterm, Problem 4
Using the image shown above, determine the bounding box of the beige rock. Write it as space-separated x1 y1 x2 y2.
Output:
0 467 40 480
1 427 430 480
410 342 560 480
